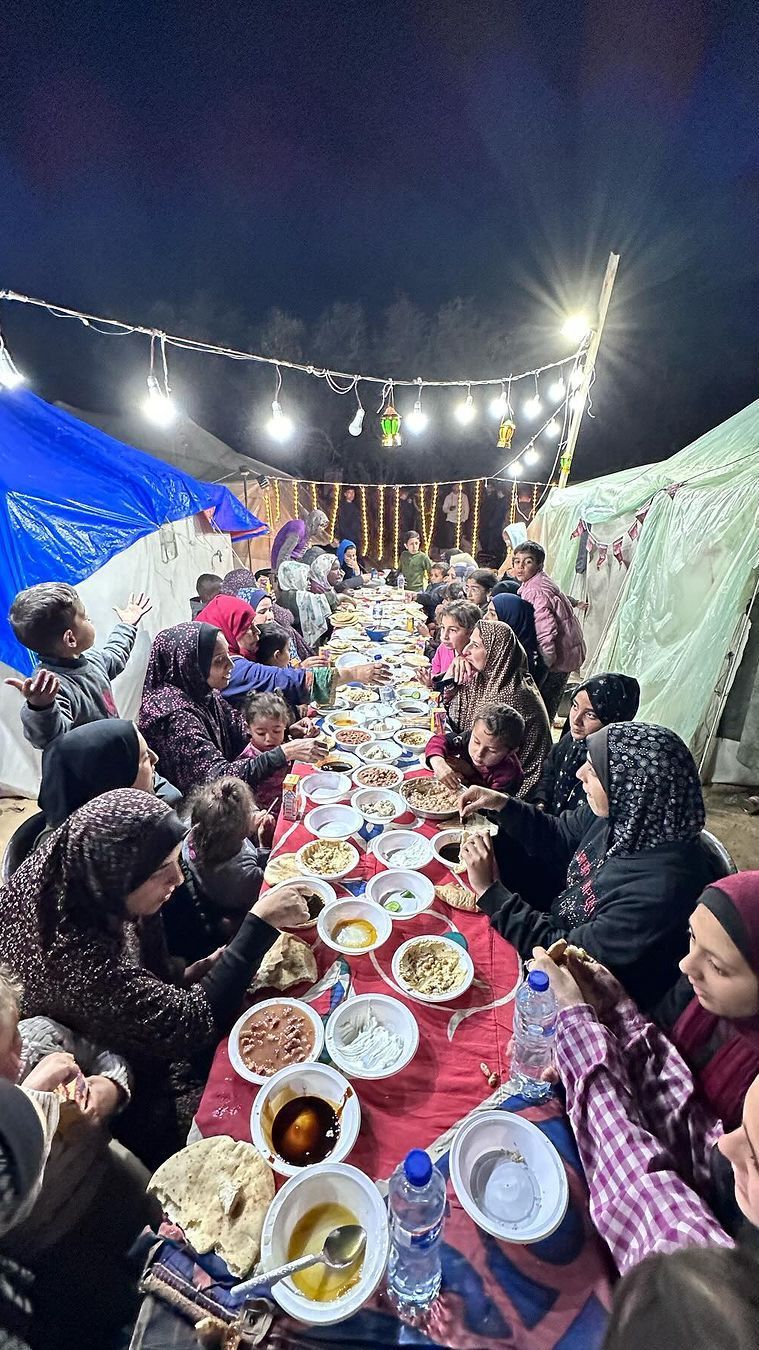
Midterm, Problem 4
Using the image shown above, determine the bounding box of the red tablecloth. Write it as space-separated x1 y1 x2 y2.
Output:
195 766 612 1348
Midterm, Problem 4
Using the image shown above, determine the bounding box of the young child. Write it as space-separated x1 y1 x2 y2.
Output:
182 777 269 928
189 573 222 619
426 704 525 794
6 582 152 749
399 532 432 592
241 691 319 810
255 622 291 668
465 569 498 610
511 542 586 721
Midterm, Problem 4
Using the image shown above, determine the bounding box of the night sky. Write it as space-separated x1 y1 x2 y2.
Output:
1 0 757 484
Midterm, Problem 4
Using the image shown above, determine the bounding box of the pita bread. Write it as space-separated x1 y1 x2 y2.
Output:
263 852 301 885
148 1136 274 1276
251 932 318 992
434 882 479 912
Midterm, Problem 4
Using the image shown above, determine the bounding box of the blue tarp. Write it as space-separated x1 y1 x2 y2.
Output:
0 389 267 674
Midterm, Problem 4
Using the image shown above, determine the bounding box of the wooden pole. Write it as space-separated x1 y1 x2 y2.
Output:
558 251 619 489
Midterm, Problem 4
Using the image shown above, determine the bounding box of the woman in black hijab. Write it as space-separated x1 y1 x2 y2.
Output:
530 672 641 815
39 720 164 830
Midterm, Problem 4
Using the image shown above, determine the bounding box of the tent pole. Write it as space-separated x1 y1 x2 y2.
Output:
558 252 620 489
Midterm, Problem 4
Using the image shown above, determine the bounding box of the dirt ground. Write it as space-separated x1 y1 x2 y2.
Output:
2 786 757 868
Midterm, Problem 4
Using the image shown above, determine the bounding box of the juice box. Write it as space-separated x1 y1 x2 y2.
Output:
282 773 300 821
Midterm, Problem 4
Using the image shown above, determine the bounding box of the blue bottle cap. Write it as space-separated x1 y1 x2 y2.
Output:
404 1148 432 1187
528 969 549 992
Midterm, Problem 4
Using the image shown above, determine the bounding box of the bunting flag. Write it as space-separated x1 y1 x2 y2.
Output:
612 536 627 568
596 543 609 568
570 519 586 539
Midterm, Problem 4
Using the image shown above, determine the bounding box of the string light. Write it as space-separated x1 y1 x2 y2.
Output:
143 334 176 426
292 480 300 520
377 485 385 561
455 385 476 425
548 377 566 401
523 445 540 466
0 338 24 389
359 485 369 556
523 373 541 420
393 486 401 567
309 481 318 510
562 313 591 343
267 366 293 442
570 364 585 390
427 482 438 556
545 418 561 437
328 482 341 539
489 382 508 419
571 391 585 412
470 478 482 555
455 482 464 550
262 486 273 531
531 483 540 518
509 481 518 521
273 478 281 520
418 485 428 551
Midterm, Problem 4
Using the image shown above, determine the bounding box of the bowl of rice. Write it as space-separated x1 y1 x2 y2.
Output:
391 935 474 1003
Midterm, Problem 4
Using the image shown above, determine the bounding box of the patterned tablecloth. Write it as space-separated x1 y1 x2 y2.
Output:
191 765 613 1349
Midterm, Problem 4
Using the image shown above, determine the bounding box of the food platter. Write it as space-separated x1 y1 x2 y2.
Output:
401 776 460 820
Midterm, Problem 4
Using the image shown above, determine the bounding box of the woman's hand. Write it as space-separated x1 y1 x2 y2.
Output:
184 947 225 984
289 717 319 738
82 1075 125 1124
461 832 496 898
529 947 585 1011
353 661 391 685
302 654 329 669
282 739 321 763
459 785 508 819
254 885 310 929
562 954 628 1019
447 655 470 685
23 1051 79 1093
430 756 462 795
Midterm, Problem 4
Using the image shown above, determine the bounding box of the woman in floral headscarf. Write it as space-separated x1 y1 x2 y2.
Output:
530 672 641 815
459 722 713 1010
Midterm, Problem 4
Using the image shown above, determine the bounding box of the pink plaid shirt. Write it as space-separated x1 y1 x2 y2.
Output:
555 1003 733 1273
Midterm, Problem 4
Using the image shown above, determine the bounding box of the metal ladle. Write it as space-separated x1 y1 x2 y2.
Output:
230 1224 366 1303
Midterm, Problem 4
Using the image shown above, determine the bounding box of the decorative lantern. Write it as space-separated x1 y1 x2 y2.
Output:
497 418 516 449
381 401 402 448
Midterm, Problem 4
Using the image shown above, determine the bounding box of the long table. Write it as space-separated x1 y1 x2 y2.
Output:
193 765 613 1348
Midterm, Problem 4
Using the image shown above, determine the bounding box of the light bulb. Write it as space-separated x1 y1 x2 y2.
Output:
0 350 24 389
523 395 541 419
561 313 591 343
348 407 365 437
455 392 475 425
545 418 560 437
406 400 428 434
489 390 508 418
143 374 176 426
509 461 523 478
548 377 565 401
570 365 585 390
570 391 585 412
524 446 539 466
268 399 293 442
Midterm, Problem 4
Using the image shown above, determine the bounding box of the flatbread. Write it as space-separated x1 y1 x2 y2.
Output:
547 938 593 967
148 1136 274 1277
263 852 301 885
435 882 479 913
251 932 318 992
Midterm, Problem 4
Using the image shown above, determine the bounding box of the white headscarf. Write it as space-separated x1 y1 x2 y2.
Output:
277 560 332 648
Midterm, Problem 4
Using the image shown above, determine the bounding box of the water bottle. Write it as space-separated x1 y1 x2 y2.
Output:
396 572 406 592
371 568 378 581
372 600 382 624
510 969 557 1100
386 1149 446 1315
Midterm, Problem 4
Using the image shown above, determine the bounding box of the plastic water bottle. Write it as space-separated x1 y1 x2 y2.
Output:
510 969 557 1100
396 572 406 592
386 1149 446 1315
372 600 382 624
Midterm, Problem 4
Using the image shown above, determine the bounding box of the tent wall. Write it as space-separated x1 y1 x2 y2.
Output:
0 515 236 798
227 478 302 570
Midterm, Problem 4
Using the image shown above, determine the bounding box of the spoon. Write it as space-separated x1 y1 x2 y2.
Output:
229 1223 366 1303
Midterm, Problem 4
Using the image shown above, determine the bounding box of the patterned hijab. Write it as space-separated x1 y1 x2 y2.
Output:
220 568 259 597
587 722 705 858
277 560 331 647
195 595 255 655
39 719 142 828
309 553 337 593
140 623 219 716
237 587 268 615
11 789 187 946
551 672 641 815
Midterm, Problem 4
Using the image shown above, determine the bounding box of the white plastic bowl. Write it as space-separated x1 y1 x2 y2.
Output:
251 1062 361 1180
326 994 419 1080
431 827 465 872
260 1163 389 1325
304 804 364 840
365 868 435 919
350 787 407 826
317 752 361 775
372 829 434 871
301 771 352 805
392 934 474 1003
351 763 405 792
352 701 398 726
228 998 325 1086
335 651 366 670
356 738 405 765
263 875 337 930
317 897 392 955
296 838 360 881
449 1110 569 1244
396 726 433 755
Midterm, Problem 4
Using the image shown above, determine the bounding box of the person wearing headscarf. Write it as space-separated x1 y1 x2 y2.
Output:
219 567 259 597
496 521 528 578
0 790 309 1168
337 539 359 579
195 594 258 656
487 591 544 682
443 618 552 795
529 673 641 815
460 722 713 1009
240 582 313 662
491 578 520 597
269 519 307 575
276 560 332 649
300 509 332 565
38 719 166 832
138 624 295 796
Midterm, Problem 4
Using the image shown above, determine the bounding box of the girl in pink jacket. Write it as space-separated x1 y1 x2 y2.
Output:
512 542 586 721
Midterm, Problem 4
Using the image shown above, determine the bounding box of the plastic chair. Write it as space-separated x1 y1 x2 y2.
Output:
1 812 46 884
700 828 737 881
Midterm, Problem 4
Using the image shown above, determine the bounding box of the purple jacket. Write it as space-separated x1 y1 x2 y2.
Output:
519 571 586 672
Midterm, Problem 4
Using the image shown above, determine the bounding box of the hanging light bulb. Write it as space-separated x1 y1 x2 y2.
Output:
268 399 293 442
455 386 476 425
509 460 523 478
570 364 585 390
406 398 428 435
524 445 539 466
545 417 561 437
144 373 176 426
561 313 591 343
548 376 566 401
0 345 24 389
348 406 365 437
489 385 508 418
570 391 585 412
523 395 541 419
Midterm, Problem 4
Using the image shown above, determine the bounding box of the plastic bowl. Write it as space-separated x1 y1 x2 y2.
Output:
317 898 392 955
431 827 465 873
260 1163 389 1325
304 804 364 840
251 1062 361 1179
301 771 352 805
296 838 360 881
372 830 434 871
326 994 419 1080
396 727 433 755
263 875 337 930
449 1110 569 1244
316 752 361 775
351 763 405 792
356 738 405 765
334 728 372 754
350 787 407 826
335 651 366 671
365 868 435 919
392 934 475 1003
365 626 389 642
228 997 325 1086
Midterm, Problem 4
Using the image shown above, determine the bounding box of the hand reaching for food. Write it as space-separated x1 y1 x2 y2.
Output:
459 785 508 819
460 832 496 898
254 885 310 930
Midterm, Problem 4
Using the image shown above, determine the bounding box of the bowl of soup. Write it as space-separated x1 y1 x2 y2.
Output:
251 1061 361 1180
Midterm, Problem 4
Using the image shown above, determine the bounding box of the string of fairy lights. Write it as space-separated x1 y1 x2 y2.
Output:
0 289 594 482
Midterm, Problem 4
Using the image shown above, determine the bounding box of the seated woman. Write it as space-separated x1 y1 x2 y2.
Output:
529 672 640 814
442 618 553 795
427 704 525 796
486 590 544 682
221 562 313 661
336 539 365 590
0 790 310 1168
300 508 332 565
460 722 712 1008
529 930 759 1274
276 559 334 649
430 600 482 682
38 719 172 835
604 1248 759 1350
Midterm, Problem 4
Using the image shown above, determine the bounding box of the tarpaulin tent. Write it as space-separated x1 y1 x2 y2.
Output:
532 398 759 770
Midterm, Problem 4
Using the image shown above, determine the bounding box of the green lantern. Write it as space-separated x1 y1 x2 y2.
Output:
380 401 402 448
